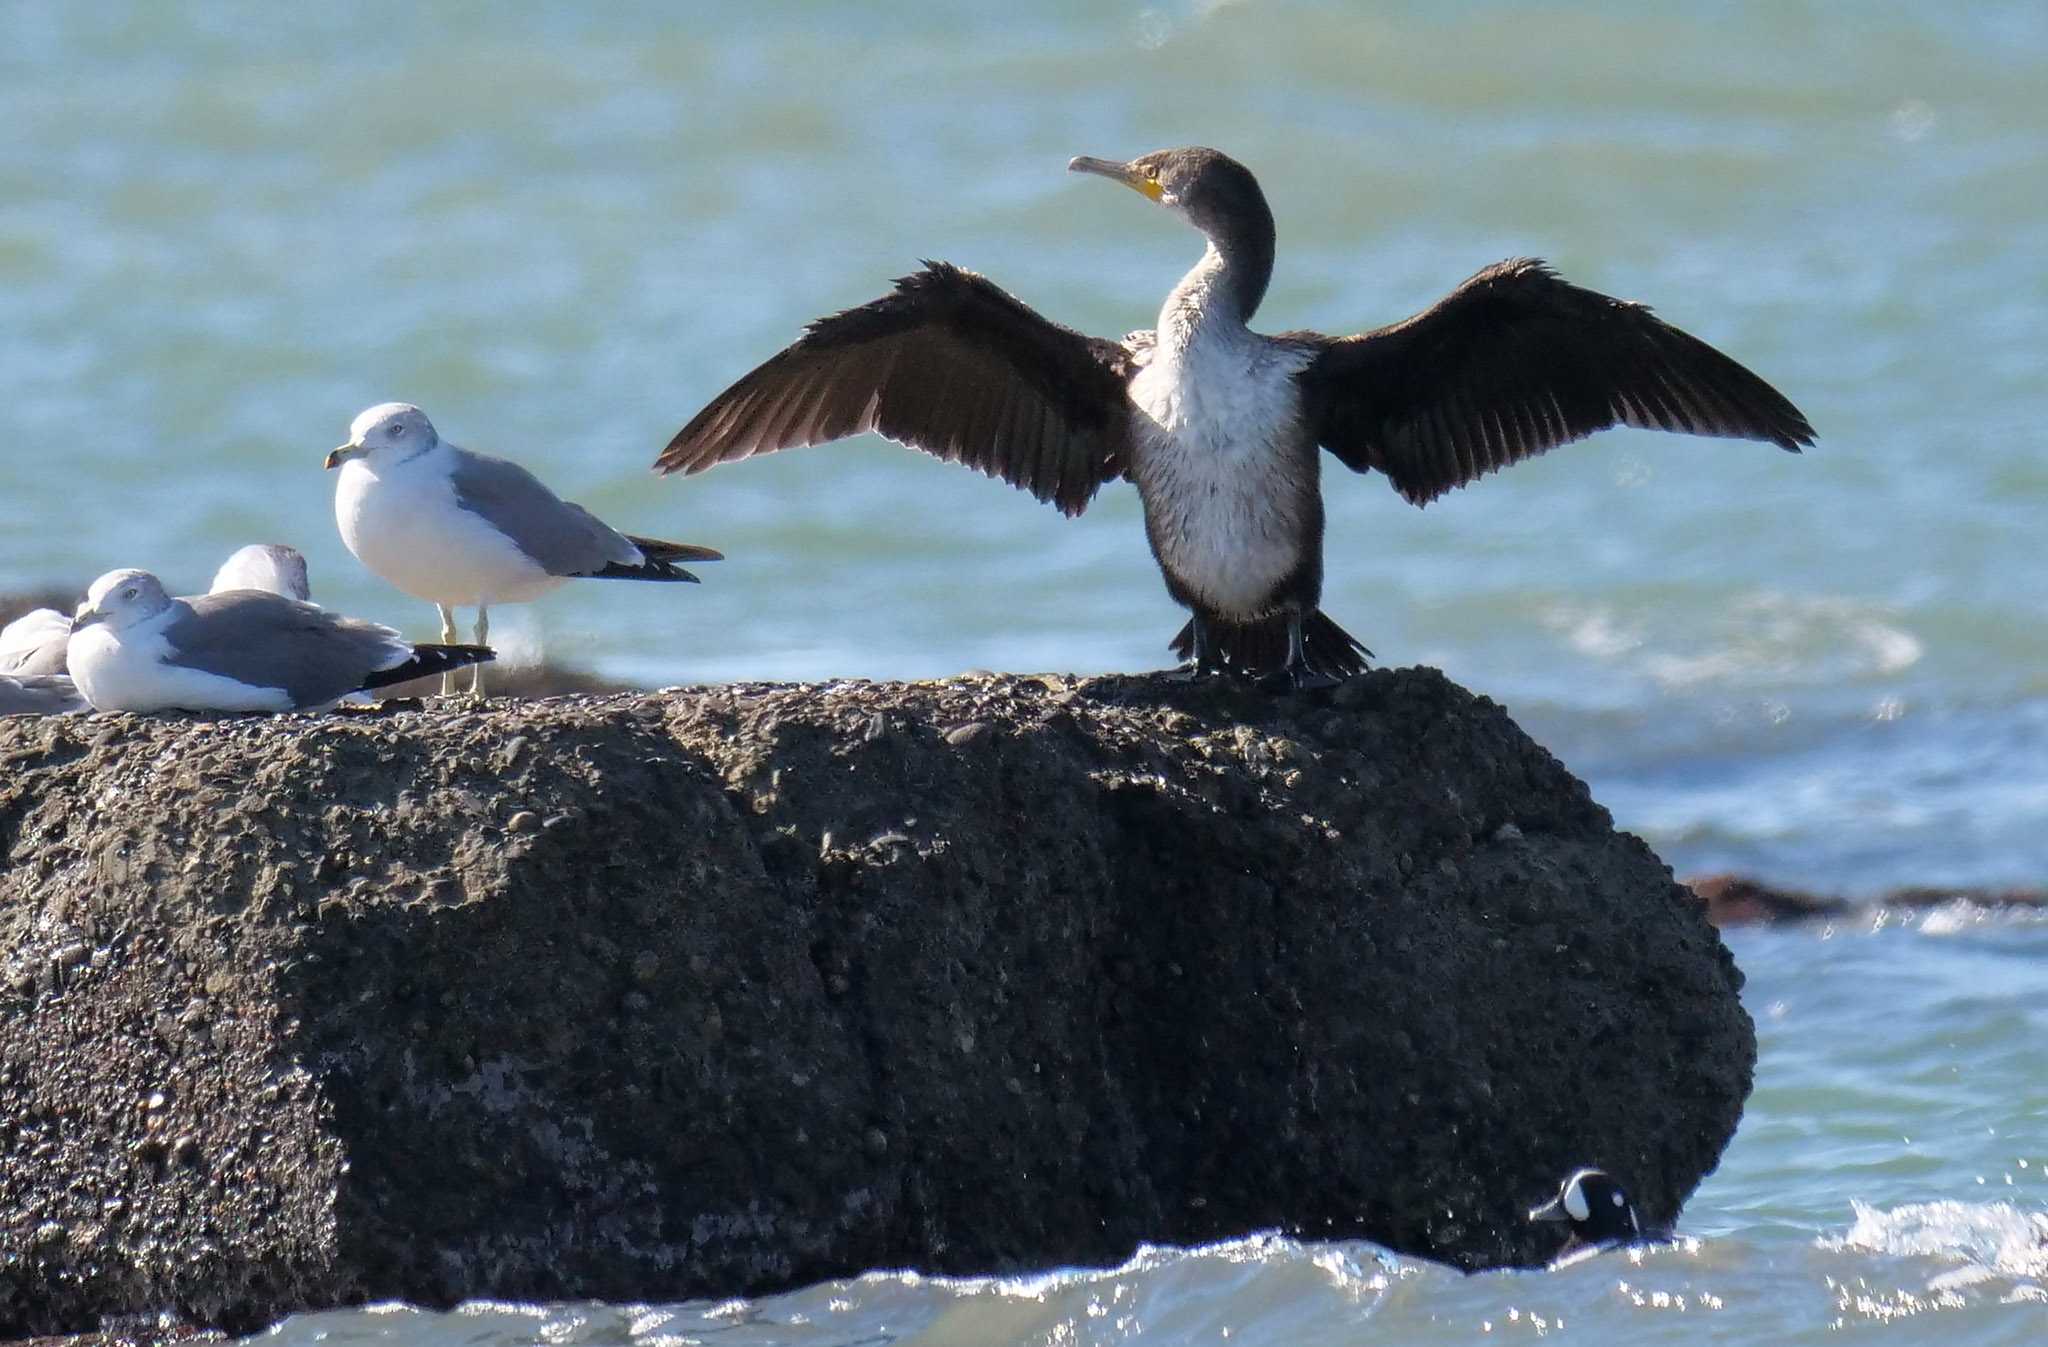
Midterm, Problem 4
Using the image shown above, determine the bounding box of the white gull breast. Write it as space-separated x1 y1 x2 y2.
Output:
334 448 564 608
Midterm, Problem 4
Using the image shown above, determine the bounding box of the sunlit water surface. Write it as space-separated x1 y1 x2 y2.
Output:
5 3 2045 1343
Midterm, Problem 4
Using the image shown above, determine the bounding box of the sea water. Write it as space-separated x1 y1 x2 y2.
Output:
3 3 2044 1341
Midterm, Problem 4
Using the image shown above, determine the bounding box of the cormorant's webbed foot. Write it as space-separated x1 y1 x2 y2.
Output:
1260 612 1343 692
1167 614 1229 682
1263 663 1341 692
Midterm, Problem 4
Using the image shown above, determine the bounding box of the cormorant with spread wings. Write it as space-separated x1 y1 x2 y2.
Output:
657 147 1812 688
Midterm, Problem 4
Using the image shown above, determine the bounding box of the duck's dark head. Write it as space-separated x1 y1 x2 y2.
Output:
1528 1168 1644 1251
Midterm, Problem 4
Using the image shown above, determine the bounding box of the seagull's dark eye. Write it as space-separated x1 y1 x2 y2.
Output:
121 588 136 601
389 424 405 438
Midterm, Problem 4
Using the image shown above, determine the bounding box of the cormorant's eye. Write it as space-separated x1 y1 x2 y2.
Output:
1144 163 1161 182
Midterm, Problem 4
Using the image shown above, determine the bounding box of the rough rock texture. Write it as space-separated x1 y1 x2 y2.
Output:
0 670 1754 1336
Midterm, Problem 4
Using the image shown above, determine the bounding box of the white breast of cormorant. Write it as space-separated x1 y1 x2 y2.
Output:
1126 324 1319 621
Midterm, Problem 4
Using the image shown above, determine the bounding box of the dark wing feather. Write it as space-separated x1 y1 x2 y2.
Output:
657 262 1137 516
1296 258 1815 506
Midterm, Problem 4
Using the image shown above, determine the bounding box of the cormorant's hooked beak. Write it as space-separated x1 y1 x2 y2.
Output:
1528 1195 1570 1224
325 442 363 470
1069 155 1164 203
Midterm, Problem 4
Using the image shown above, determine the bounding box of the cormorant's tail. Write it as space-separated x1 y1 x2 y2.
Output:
581 536 725 583
1169 611 1372 679
360 644 495 692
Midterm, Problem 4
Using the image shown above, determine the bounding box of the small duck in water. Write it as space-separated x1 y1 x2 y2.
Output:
1528 1167 1656 1256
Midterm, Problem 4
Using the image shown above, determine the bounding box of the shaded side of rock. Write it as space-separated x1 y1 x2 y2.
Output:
0 670 1753 1336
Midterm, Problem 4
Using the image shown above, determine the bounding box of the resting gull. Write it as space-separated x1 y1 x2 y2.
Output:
2 543 320 678
327 402 722 695
66 568 492 714
0 673 86 716
210 543 313 601
0 607 73 676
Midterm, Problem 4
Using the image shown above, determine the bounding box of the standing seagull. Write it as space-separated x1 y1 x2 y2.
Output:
327 403 723 695
657 147 1813 687
66 569 491 714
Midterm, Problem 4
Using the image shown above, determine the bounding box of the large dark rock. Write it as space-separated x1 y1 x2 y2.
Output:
0 670 1753 1336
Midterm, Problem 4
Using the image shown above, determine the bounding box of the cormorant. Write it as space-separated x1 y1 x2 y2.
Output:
657 147 1812 687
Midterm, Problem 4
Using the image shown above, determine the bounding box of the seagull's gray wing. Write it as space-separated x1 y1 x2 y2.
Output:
446 446 644 578
0 673 86 716
1 608 73 675
163 593 415 708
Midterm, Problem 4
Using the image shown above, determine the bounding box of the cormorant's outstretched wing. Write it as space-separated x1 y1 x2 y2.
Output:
1293 258 1814 506
657 262 1137 516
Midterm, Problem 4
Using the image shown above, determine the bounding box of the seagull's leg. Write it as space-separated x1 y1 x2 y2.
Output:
436 604 459 696
471 605 489 697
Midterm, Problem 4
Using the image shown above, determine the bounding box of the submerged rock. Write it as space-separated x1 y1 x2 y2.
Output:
1690 872 2048 926
0 669 1753 1336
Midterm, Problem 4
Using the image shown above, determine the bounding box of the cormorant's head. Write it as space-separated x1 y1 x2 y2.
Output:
327 402 440 470
1068 146 1271 243
1528 1168 1644 1252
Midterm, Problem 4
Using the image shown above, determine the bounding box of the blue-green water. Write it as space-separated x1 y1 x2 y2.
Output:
5 2 2045 1341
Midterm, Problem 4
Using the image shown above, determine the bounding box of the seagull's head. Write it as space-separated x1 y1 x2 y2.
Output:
1067 146 1269 240
73 569 172 633
211 544 311 602
326 402 440 470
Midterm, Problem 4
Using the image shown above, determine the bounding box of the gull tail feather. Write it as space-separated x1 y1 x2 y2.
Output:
360 644 495 692
578 535 725 583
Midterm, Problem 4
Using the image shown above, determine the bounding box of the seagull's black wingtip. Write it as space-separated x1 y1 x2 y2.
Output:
360 644 495 692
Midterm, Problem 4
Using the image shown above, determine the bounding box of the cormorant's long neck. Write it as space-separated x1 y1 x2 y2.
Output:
1159 203 1275 347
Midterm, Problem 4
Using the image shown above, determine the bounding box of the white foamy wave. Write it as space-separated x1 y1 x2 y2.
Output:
1538 592 1923 690
1827 1199 2048 1285
1914 898 2048 936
